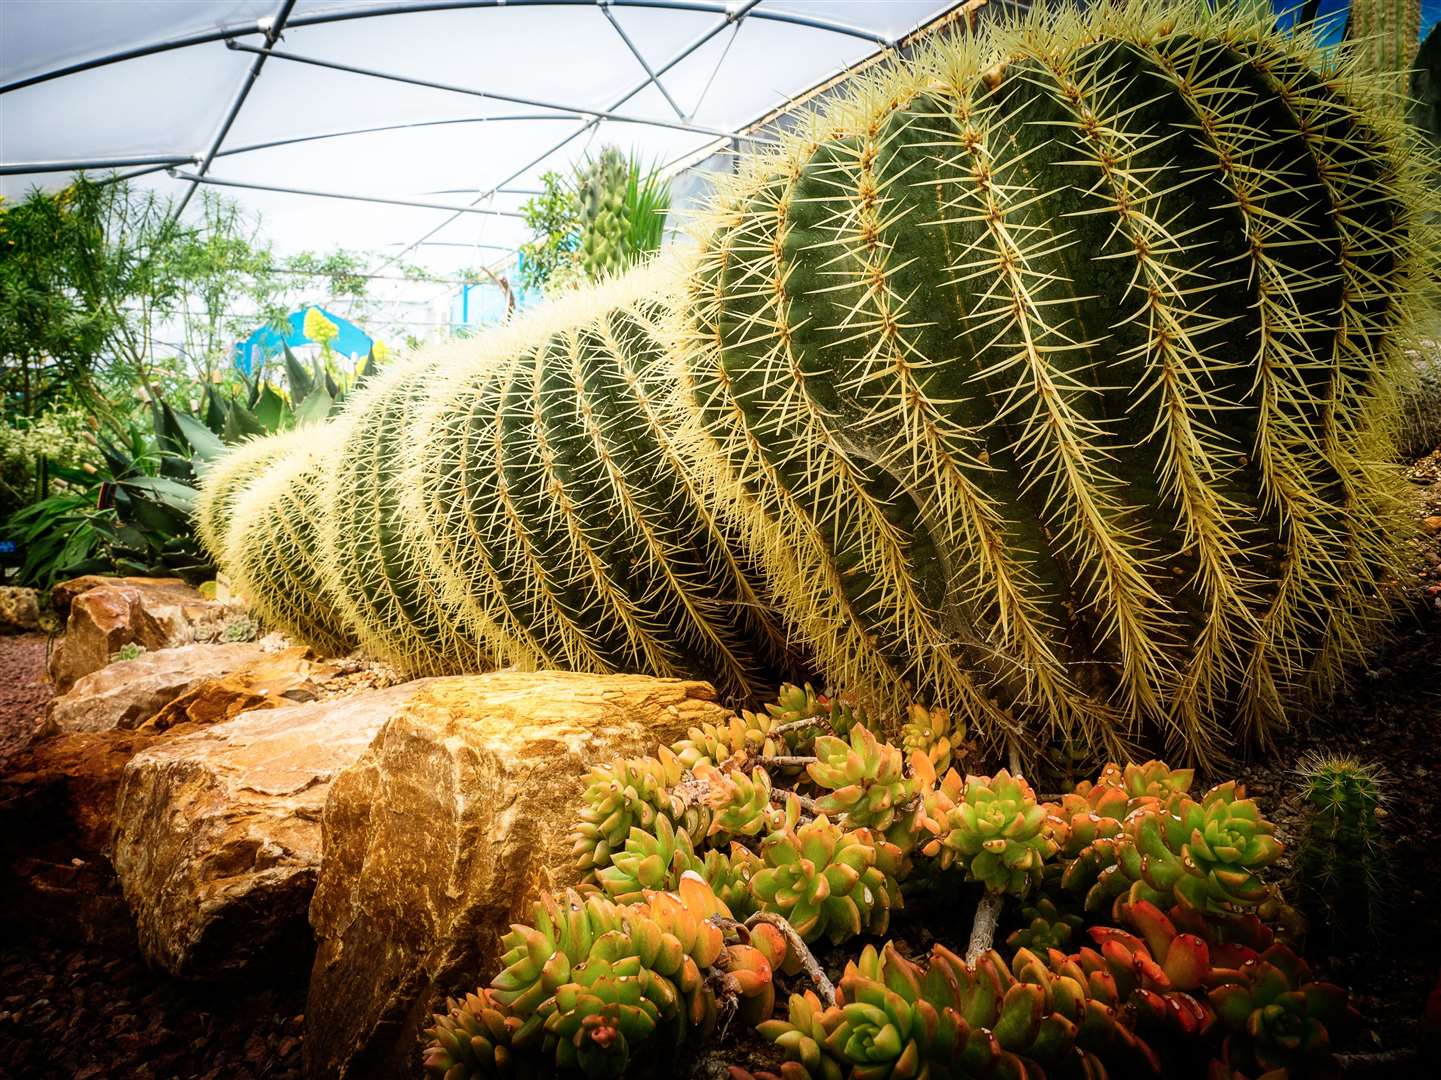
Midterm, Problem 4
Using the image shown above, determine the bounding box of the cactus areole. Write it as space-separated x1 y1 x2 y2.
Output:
679 0 1434 764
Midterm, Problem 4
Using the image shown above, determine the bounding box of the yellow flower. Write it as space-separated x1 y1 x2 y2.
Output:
303 307 339 345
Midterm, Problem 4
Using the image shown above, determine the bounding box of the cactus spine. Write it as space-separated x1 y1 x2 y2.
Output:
1296 753 1390 943
193 429 308 566
399 264 793 697
677 0 1433 763
224 424 357 656
316 360 483 675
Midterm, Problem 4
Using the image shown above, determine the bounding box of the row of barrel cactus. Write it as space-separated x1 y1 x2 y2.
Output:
195 0 1437 765
423 684 1361 1079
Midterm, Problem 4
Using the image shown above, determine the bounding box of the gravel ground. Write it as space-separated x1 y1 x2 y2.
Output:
0 939 305 1079
0 633 49 769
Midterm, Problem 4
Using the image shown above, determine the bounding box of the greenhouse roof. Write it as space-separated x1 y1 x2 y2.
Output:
1 0 976 278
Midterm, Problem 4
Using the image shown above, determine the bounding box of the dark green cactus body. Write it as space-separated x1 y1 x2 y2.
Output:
681 2 1428 761
320 362 480 675
226 427 357 656
1297 755 1390 945
408 268 793 701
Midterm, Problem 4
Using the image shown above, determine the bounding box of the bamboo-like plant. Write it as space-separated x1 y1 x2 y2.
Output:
675 0 1434 763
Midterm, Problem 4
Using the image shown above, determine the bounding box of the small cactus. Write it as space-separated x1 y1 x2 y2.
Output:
1296 753 1390 944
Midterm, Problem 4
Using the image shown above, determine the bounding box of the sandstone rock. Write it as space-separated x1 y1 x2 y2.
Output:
1423 514 1441 537
0 585 41 632
140 646 339 732
46 641 275 734
48 579 245 692
304 672 726 1080
50 574 187 619
111 680 434 980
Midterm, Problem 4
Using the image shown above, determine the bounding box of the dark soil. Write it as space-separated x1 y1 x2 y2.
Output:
0 633 50 769
0 453 1437 1079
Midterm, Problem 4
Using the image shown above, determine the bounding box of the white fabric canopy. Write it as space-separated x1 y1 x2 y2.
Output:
2 1 966 282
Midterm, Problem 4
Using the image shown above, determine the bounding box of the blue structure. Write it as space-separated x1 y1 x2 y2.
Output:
232 306 373 376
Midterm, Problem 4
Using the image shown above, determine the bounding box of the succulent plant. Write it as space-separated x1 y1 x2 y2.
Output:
1208 946 1358 1078
697 762 779 839
422 988 528 1079
594 815 706 905
436 875 776 1077
672 711 792 773
758 940 1154 1080
1295 754 1389 945
572 747 708 875
920 768 1061 897
899 704 965 776
763 683 865 741
749 798 904 945
1004 896 1085 955
1065 784 1283 917
806 724 917 834
678 0 1428 766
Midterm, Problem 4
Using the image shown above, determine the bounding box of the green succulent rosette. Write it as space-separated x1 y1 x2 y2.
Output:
807 724 917 833
1208 945 1357 1077
921 769 1061 897
899 703 965 776
1088 784 1283 914
749 798 904 945
698 762 779 839
422 990 529 1079
594 815 705 905
1004 896 1085 955
572 747 709 874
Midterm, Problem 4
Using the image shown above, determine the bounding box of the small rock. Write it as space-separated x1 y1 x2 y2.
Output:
1422 514 1441 536
47 579 246 693
46 642 279 734
0 586 41 633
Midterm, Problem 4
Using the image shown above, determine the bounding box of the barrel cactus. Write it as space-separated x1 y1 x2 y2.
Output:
675 0 1434 764
316 358 482 675
398 263 792 698
224 423 357 655
193 428 307 564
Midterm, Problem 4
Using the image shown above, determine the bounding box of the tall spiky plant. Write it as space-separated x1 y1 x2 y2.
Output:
573 147 670 281
1296 753 1390 945
675 0 1435 763
396 261 793 697
1348 0 1422 96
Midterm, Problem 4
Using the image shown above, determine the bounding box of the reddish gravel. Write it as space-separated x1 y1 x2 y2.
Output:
0 634 50 769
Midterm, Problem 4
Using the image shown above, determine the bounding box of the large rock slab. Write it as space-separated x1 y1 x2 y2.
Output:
48 579 245 693
139 646 339 732
110 680 432 981
46 641 275 734
51 573 188 618
304 671 726 1080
